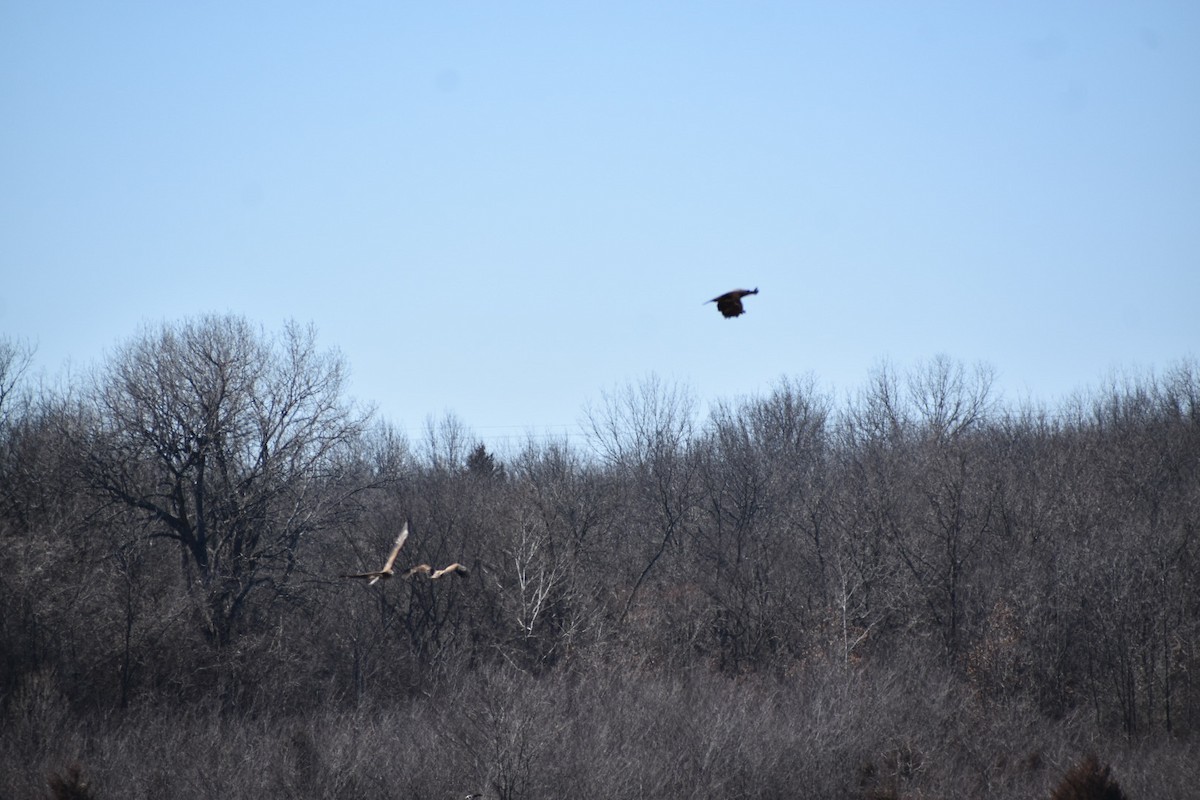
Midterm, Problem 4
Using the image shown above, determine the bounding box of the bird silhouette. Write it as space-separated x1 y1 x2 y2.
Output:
707 287 758 318
341 523 409 585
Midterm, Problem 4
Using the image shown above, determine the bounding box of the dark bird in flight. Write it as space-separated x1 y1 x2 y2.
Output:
342 523 409 585
708 288 758 318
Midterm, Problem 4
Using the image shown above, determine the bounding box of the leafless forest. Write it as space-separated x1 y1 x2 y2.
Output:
1 317 1197 799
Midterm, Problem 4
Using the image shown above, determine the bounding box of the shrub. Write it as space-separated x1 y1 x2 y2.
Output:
46 764 95 800
1050 754 1127 800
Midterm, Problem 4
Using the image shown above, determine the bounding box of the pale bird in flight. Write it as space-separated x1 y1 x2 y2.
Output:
431 563 470 580
401 562 470 580
341 523 409 585
342 522 471 585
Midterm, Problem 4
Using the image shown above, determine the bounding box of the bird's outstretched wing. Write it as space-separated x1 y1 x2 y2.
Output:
707 287 758 318
380 523 410 572
342 523 409 584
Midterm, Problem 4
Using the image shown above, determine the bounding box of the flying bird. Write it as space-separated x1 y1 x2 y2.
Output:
430 563 470 580
342 523 409 585
402 564 432 578
707 288 758 318
401 562 470 580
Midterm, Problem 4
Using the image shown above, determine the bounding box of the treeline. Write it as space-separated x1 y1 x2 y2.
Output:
1 316 1197 799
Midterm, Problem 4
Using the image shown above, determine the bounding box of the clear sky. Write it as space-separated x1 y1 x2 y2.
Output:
3 2 1198 448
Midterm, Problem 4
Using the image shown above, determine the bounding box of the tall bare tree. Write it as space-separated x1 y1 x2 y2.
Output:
697 377 832 670
0 337 35 429
80 316 370 646
585 375 700 622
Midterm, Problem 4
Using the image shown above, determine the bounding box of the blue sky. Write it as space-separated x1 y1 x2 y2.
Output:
3 2 1198 448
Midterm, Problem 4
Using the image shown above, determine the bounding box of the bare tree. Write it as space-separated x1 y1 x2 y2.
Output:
0 336 35 429
907 355 996 443
585 374 700 623
0 336 39 527
79 315 370 647
901 358 999 657
836 358 1001 658
696 377 833 670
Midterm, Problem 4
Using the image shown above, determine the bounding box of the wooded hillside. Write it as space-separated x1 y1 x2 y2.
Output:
2 319 1197 798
